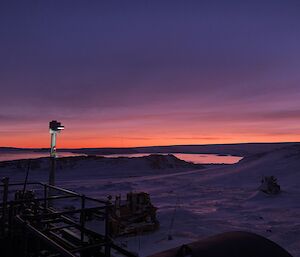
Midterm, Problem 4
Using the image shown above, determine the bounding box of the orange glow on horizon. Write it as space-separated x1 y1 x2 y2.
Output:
2 115 300 148
2 131 300 149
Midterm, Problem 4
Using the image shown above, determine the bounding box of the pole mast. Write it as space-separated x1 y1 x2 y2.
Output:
49 120 64 186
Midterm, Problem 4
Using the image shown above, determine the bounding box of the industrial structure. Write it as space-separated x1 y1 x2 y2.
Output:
148 231 292 257
49 120 64 187
0 177 137 257
109 192 159 237
49 120 64 158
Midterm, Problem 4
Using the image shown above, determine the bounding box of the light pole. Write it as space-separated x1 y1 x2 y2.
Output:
49 120 64 186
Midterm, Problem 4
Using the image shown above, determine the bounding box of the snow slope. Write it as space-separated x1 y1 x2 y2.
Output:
0 154 204 183
1 145 300 256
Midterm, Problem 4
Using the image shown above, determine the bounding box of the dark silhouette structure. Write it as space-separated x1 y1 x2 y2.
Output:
148 231 293 257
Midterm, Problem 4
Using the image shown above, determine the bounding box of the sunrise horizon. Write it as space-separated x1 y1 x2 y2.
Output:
2 140 300 150
1 1 300 255
1 2 300 150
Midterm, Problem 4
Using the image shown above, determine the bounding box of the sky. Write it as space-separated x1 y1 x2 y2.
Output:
1 1 300 148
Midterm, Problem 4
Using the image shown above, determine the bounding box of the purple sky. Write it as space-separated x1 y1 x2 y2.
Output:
1 1 300 147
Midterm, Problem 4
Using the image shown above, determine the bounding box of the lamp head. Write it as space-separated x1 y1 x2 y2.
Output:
49 120 64 132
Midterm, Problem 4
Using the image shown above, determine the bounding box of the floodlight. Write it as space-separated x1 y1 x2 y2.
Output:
49 120 64 132
49 120 64 186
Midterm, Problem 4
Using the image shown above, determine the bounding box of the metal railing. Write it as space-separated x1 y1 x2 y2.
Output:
0 178 137 257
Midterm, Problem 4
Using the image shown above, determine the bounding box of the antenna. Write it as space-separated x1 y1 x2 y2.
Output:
22 160 31 197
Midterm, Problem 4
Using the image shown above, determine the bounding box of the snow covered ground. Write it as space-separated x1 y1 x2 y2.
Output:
1 144 300 256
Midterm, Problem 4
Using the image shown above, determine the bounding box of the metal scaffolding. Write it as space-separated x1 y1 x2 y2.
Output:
0 178 137 257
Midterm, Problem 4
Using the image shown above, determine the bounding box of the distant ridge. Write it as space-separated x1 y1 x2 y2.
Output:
0 147 33 152
62 142 300 157
1 142 300 157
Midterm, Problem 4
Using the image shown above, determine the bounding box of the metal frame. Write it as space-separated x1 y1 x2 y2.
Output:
0 180 137 257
